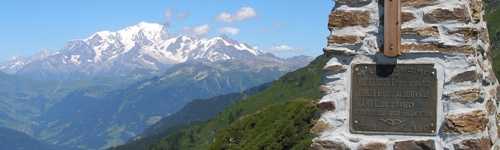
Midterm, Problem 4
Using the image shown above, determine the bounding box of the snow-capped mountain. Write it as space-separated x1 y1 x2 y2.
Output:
0 50 53 74
0 21 314 149
0 22 268 80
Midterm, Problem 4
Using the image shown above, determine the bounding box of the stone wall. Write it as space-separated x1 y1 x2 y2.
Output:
313 0 499 149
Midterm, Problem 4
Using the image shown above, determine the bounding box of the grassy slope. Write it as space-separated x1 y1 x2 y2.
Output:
486 1 500 76
209 100 319 150
111 84 269 150
142 55 328 150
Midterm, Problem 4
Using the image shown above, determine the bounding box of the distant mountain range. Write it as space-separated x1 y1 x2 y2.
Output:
0 22 313 149
0 22 307 81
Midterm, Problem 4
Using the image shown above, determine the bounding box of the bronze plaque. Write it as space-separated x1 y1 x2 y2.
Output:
350 64 437 135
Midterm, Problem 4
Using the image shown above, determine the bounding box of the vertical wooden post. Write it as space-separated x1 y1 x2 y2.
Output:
384 0 401 57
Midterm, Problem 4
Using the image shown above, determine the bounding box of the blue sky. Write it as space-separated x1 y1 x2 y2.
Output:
0 0 333 61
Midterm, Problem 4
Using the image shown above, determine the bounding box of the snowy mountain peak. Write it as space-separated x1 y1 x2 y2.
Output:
200 36 262 56
117 22 166 35
117 22 166 43
0 22 272 79
133 22 165 30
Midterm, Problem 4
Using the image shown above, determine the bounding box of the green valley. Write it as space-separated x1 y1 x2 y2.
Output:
113 55 329 150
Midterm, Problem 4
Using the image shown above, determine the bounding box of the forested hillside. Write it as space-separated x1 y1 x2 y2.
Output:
113 83 270 150
113 55 329 149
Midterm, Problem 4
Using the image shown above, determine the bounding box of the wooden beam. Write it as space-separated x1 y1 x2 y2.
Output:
384 0 401 57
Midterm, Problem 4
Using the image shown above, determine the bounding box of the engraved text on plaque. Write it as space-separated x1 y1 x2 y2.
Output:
350 64 437 135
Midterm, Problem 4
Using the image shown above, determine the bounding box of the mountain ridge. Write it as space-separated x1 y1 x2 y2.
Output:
112 54 328 150
111 82 271 150
30 50 311 149
0 22 294 81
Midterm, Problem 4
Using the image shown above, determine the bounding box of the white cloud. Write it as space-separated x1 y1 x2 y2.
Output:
266 44 305 58
219 27 240 35
183 24 210 36
216 7 257 23
176 12 190 20
217 12 233 22
192 24 210 35
164 9 173 21
236 7 257 20
164 9 174 26
164 8 190 26
270 44 296 52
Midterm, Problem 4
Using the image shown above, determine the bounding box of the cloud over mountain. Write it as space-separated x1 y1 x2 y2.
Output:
217 7 257 23
219 27 240 35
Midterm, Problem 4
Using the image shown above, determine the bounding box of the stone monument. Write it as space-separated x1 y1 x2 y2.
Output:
313 0 499 149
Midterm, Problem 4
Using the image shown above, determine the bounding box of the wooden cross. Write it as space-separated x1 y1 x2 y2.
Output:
384 0 401 57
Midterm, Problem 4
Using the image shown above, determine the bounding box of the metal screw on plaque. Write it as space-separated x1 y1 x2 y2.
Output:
354 120 359 124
